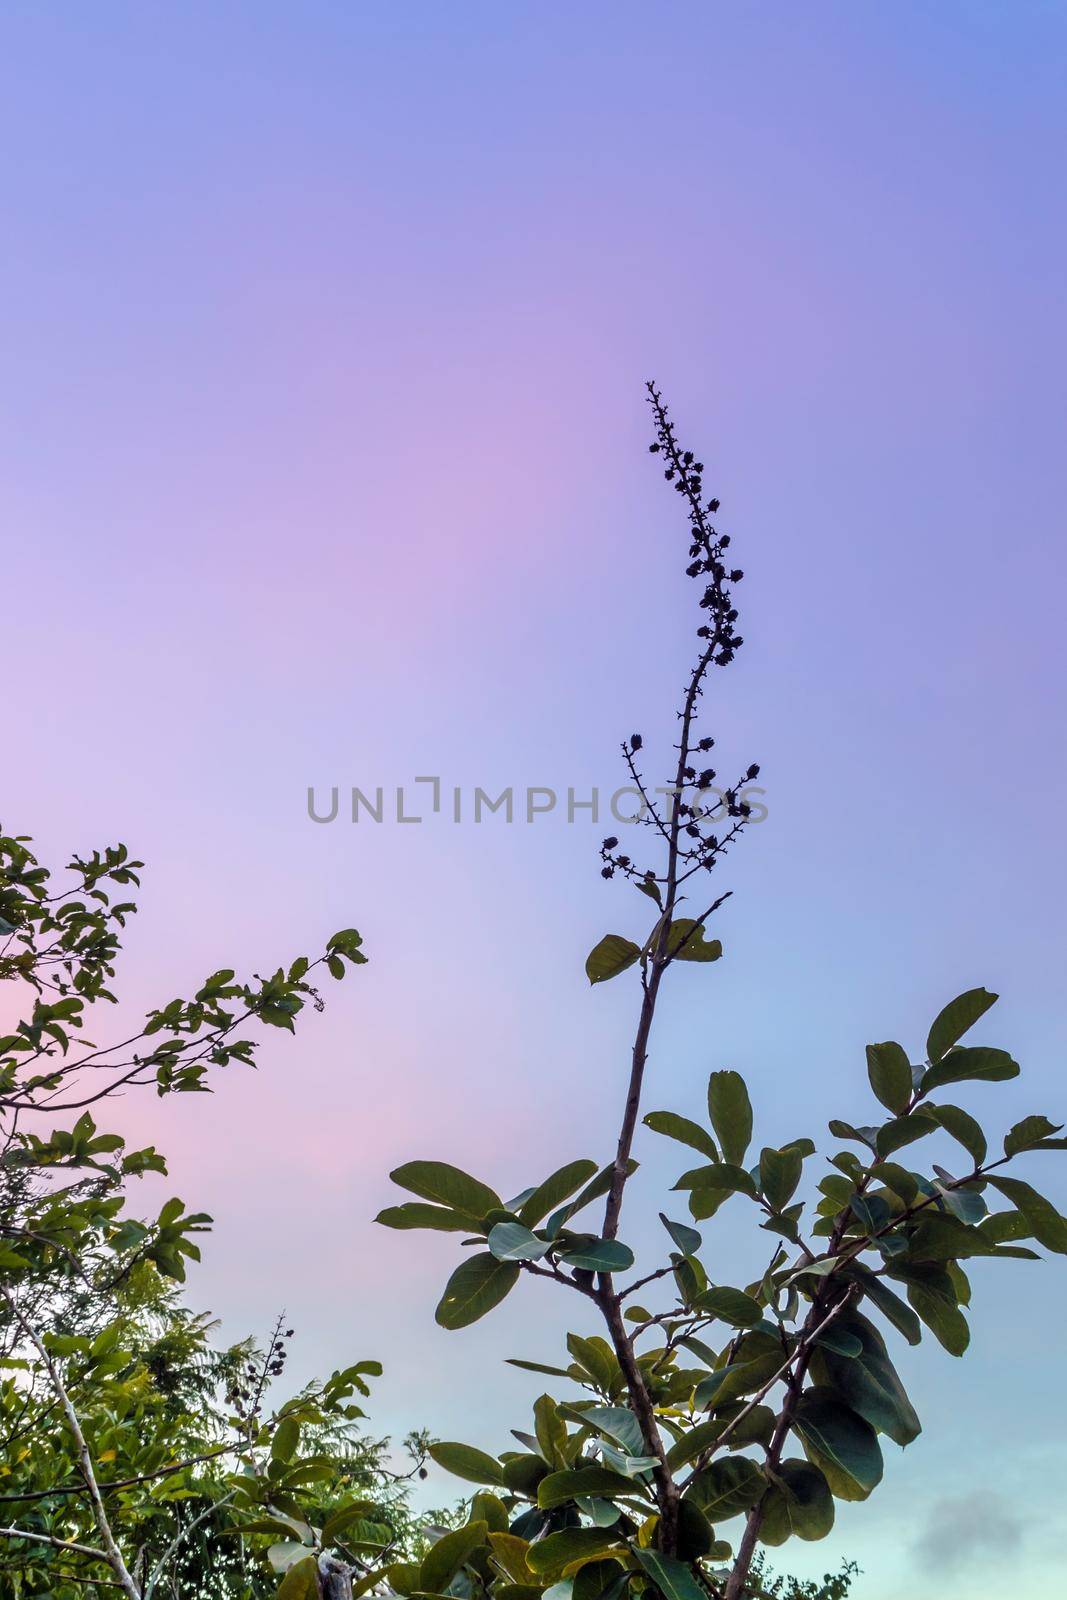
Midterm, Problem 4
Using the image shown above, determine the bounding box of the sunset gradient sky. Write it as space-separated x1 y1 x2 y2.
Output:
3 4 1067 1596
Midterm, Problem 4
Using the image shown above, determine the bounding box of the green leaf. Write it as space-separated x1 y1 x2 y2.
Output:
376 1202 486 1233
665 1405 775 1470
559 1238 634 1273
573 1560 628 1600
707 1071 753 1165
271 1415 300 1463
792 1389 883 1502
436 1254 520 1329
526 1529 622 1577
660 1213 702 1255
896 1265 970 1354
321 1502 384 1544
925 1104 987 1167
489 1222 550 1262
921 1046 1019 1094
502 1455 550 1496
566 1334 619 1392
642 1111 719 1161
518 1161 599 1226
866 1042 913 1115
675 1162 757 1199
845 1265 922 1346
580 1404 646 1457
758 1460 834 1546
632 1548 708 1600
759 1146 803 1211
1004 1116 1064 1158
875 1110 937 1158
537 1466 640 1508
663 919 722 962
429 1441 507 1486
545 1161 637 1237
586 935 641 985
390 1161 501 1219
420 1521 488 1593
926 987 998 1063
695 1285 763 1329
809 1312 920 1446
534 1392 569 1467
828 1121 878 1151
987 1176 1067 1253
686 1454 765 1519
276 1559 320 1600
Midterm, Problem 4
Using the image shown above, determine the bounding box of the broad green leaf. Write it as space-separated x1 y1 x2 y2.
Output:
926 1104 987 1167
792 1389 883 1501
390 1161 501 1219
573 1560 628 1600
642 1111 719 1161
695 1356 780 1411
875 1110 936 1159
828 1120 878 1151
695 1285 763 1329
632 1548 708 1600
675 1501 716 1560
321 1501 386 1544
874 1163 920 1205
758 1460 834 1546
502 1455 550 1496
420 1521 488 1593
489 1222 550 1262
988 1176 1067 1253
660 1213 702 1255
578 1404 646 1458
926 987 997 1063
845 1265 921 1345
436 1253 520 1329
519 1161 599 1226
376 1202 486 1233
566 1333 618 1393
686 1453 765 1519
487 1531 533 1582
560 1238 634 1273
665 1405 775 1469
537 1466 640 1508
935 1183 988 1225
759 1146 803 1211
675 1162 757 1199
276 1559 320 1600
895 1265 969 1354
1004 1116 1064 1158
271 1415 300 1463
707 1071 753 1165
921 1046 1019 1095
663 919 722 962
526 1529 622 1577
866 1042 912 1115
534 1393 569 1467
809 1312 920 1446
586 935 641 985
545 1162 637 1237
429 1441 507 1486
980 1209 1033 1245
813 1326 863 1358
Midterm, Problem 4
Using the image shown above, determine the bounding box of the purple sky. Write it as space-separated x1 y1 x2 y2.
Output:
3 5 1066 1594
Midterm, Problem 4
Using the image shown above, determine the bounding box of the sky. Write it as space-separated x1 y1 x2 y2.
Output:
3 3 1066 1595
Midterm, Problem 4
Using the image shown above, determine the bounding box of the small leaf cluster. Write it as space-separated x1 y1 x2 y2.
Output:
383 987 1067 1598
